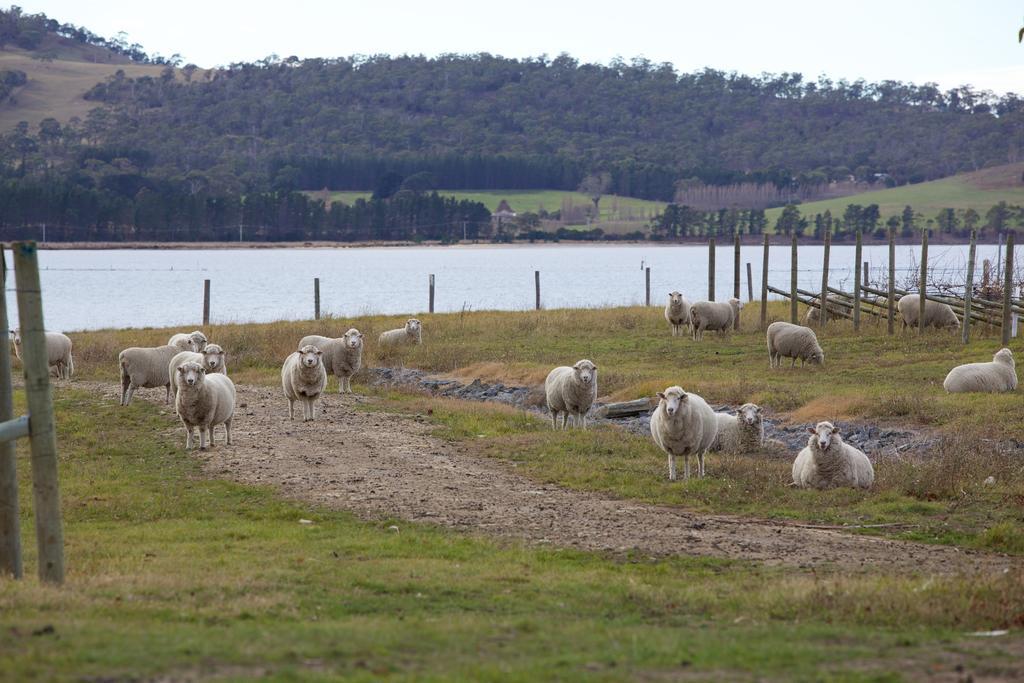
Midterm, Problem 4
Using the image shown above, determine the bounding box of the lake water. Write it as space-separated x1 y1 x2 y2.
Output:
1 243 1004 332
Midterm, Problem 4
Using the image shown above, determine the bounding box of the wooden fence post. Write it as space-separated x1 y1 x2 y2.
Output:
0 246 21 579
535 270 540 310
962 229 976 344
746 262 753 302
853 230 862 331
819 229 830 327
1002 232 1015 345
12 242 64 585
918 230 928 337
645 267 651 306
863 262 869 287
202 279 210 326
733 234 741 328
887 228 895 335
760 235 769 330
708 239 716 301
429 274 435 314
314 278 320 320
790 234 798 323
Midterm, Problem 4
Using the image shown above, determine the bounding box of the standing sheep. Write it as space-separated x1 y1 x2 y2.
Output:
119 344 181 405
378 319 422 347
12 330 74 379
792 421 874 489
299 329 364 393
649 386 718 481
664 291 691 337
282 345 328 421
544 359 598 429
168 344 228 399
897 294 959 331
766 322 824 368
943 348 1017 393
169 331 208 352
689 298 743 341
711 403 765 453
174 361 236 450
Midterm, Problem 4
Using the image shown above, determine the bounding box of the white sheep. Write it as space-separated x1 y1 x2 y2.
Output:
12 330 74 379
650 385 718 481
282 344 328 421
689 298 743 340
544 359 597 429
766 321 824 368
792 421 874 489
897 294 959 331
174 361 236 450
168 330 208 352
168 344 228 399
299 329 363 393
943 348 1017 393
119 344 182 405
711 403 765 453
664 291 691 336
378 319 422 347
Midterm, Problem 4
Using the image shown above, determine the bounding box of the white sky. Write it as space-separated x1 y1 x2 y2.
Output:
16 0 1024 94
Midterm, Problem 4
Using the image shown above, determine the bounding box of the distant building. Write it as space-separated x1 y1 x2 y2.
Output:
491 199 517 237
494 199 517 218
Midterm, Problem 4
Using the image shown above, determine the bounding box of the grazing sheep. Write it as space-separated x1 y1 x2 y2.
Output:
664 291 691 336
119 344 181 405
650 386 718 481
168 330 208 352
299 329 364 393
168 344 227 398
792 421 874 489
943 348 1017 393
544 359 598 429
711 403 765 453
897 294 959 331
766 321 825 368
804 297 844 325
12 330 74 379
378 319 422 347
689 298 743 341
174 361 235 450
282 345 328 421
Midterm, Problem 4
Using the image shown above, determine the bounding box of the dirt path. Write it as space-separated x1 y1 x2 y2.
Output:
103 382 1014 574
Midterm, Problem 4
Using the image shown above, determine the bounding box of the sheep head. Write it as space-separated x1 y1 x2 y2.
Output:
807 421 840 451
573 359 597 385
344 328 364 349
995 348 1014 368
177 361 206 388
668 291 684 308
189 331 208 352
737 403 761 426
298 344 323 368
406 319 422 334
202 344 225 371
656 386 687 417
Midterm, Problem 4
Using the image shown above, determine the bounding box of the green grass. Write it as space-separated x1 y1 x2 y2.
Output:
2 387 1024 680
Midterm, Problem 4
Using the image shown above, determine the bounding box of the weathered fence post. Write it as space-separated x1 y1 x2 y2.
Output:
887 228 895 335
314 278 320 320
962 229 976 344
429 274 435 314
760 235 769 330
918 230 928 337
733 235 741 328
0 246 21 579
746 262 753 302
202 279 211 326
708 239 716 301
12 242 64 585
819 229 830 327
1002 232 1015 345
790 234 798 323
853 230 862 331
645 267 651 306
535 270 540 310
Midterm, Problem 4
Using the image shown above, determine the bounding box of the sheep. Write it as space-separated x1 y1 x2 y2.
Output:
689 298 743 340
649 386 718 481
544 359 598 429
897 294 959 331
943 348 1017 393
664 291 691 336
804 297 844 325
711 403 766 453
282 344 328 421
298 329 363 393
11 330 74 379
119 344 181 405
168 344 228 399
378 319 422 348
766 321 825 368
174 361 235 450
168 330 208 352
792 421 874 489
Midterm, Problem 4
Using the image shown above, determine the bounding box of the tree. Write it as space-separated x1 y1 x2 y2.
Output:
775 204 805 236
372 171 404 200
578 172 611 217
900 205 916 238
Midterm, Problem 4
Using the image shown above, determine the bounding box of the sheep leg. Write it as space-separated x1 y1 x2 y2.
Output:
579 414 586 430
184 424 194 450
164 383 171 404
288 399 295 420
224 417 232 446
790 357 796 368
698 451 706 478
311 399 318 421
668 453 677 481
683 454 690 480
124 383 136 406
199 426 209 451
550 410 559 429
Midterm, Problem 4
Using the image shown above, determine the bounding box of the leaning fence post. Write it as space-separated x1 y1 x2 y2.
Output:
12 242 64 585
746 262 753 302
962 229 976 344
0 246 22 579
202 279 211 326
645 267 651 306
887 227 895 335
429 274 435 314
790 234 798 323
760 234 769 330
535 270 540 310
918 230 928 336
314 277 320 320
853 230 862 331
1002 232 1015 345
819 228 831 327
708 239 716 301
733 234 741 329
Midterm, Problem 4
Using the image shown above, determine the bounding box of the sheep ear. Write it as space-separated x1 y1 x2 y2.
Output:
679 393 688 402
806 427 816 435
316 349 323 355
199 367 207 375
177 366 186 374
656 392 666 400
591 364 597 370
832 427 840 436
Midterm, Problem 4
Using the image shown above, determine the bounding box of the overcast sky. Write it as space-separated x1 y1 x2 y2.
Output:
17 0 1024 94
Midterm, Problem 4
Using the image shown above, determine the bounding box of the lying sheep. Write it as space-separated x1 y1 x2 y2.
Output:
299 329 363 393
711 403 765 453
168 344 227 398
174 361 235 450
792 421 874 489
12 330 74 379
943 348 1017 393
766 321 824 368
690 298 743 341
664 291 691 336
545 359 597 429
168 330 209 352
119 344 181 405
897 294 959 331
804 297 844 325
282 345 328 421
378 319 422 347
650 385 718 480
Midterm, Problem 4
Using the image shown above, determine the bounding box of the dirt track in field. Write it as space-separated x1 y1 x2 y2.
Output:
98 381 1015 574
